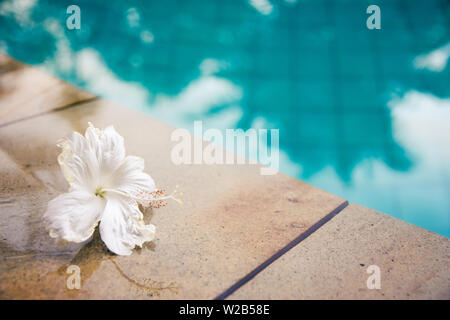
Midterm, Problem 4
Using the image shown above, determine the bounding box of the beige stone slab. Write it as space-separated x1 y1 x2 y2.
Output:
0 52 95 127
228 204 450 300
0 97 346 299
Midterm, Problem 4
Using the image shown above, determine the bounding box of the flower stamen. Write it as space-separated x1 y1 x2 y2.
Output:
102 186 182 208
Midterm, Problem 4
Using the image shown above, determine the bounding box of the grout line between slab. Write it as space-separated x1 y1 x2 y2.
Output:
215 200 349 300
0 97 99 129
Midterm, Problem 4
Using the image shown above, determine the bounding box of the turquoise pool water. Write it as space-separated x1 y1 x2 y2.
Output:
1 0 449 237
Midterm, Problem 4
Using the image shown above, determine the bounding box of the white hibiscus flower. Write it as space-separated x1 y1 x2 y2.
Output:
44 123 178 255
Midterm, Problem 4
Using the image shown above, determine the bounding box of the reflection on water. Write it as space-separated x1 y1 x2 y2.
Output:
0 0 449 236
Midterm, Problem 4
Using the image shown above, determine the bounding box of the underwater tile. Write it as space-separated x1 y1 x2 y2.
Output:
333 2 369 29
229 203 450 299
334 28 373 51
170 19 219 47
171 43 207 72
378 49 416 77
340 112 389 146
292 2 330 27
252 78 293 111
337 49 377 77
376 0 409 29
257 49 293 78
295 80 335 109
296 112 339 146
207 47 258 75
218 0 262 22
258 28 293 51
177 0 218 21
406 2 447 39
294 26 334 51
139 0 179 20
141 44 174 69
293 49 332 79
340 78 382 110
374 29 415 50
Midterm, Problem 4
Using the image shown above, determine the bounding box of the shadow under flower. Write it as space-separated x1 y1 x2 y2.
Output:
56 207 179 297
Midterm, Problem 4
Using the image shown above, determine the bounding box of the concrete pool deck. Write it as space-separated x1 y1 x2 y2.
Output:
0 52 449 299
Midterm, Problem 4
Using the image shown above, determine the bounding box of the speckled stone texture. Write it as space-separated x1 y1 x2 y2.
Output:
229 204 450 299
0 53 346 299
0 52 95 127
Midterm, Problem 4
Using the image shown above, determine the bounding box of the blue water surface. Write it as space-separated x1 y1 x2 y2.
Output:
1 0 449 236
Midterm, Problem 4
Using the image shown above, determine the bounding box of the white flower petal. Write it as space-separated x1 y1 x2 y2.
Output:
85 124 125 174
44 191 105 243
49 123 162 255
111 156 156 196
99 196 155 255
57 132 100 192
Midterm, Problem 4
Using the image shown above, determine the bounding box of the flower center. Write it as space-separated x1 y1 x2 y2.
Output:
101 186 182 208
95 186 106 198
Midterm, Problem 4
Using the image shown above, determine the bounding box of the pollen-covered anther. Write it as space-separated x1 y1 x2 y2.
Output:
135 187 182 209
